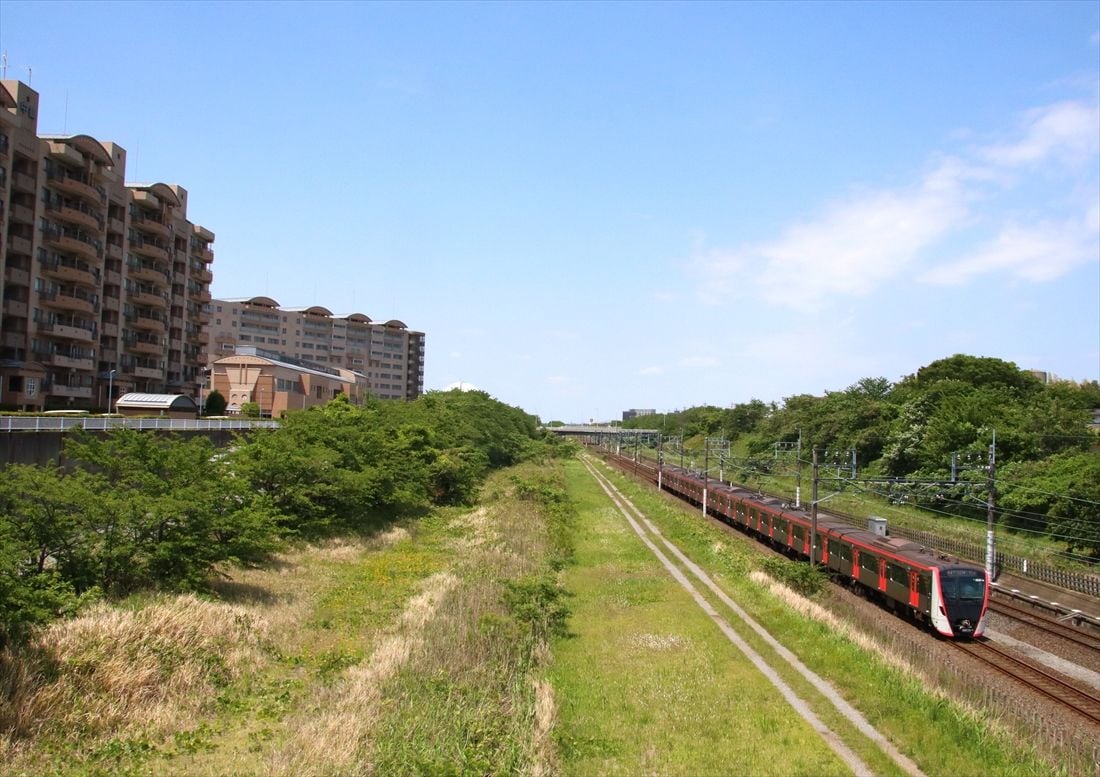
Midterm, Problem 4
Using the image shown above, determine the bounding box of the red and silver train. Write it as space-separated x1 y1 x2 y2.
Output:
601 451 989 639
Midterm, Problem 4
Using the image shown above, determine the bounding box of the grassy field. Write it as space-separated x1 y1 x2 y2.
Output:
0 461 571 776
557 456 1067 776
0 453 1075 776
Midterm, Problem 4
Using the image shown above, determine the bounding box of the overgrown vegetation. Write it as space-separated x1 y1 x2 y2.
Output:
624 354 1100 558
0 389 568 648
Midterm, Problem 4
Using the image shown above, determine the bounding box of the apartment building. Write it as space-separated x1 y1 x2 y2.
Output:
0 80 214 411
208 296 425 401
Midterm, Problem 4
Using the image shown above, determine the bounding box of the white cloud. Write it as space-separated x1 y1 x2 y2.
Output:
979 100 1100 168
638 365 665 376
691 96 1099 304
921 214 1099 286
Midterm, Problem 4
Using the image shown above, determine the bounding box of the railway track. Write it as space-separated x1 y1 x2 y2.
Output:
948 639 1100 727
988 598 1100 653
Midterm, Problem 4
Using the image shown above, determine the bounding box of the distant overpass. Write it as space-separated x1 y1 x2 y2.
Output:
545 425 660 441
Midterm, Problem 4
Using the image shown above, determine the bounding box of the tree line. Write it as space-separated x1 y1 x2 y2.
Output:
0 390 566 647
622 355 1100 558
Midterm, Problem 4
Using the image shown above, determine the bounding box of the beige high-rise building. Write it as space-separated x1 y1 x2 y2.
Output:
0 80 214 411
207 296 425 401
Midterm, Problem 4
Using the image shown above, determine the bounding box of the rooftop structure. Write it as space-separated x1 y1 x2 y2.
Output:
206 296 424 401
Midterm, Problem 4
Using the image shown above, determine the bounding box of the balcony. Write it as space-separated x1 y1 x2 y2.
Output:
131 215 169 238
195 330 211 345
192 266 213 283
125 339 162 356
46 170 100 203
128 314 167 333
106 242 123 260
34 319 96 341
43 352 96 371
193 308 211 325
101 322 119 337
10 203 35 225
50 202 101 232
47 142 85 167
12 171 37 193
40 257 98 287
48 383 93 399
129 289 168 309
7 235 32 256
133 365 162 380
3 300 29 318
132 190 160 209
39 290 96 315
44 230 98 261
127 262 169 285
131 240 168 262
4 266 30 286
3 329 26 349
108 216 125 235
194 247 214 263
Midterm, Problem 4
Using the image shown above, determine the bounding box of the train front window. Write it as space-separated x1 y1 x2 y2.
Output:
941 569 985 601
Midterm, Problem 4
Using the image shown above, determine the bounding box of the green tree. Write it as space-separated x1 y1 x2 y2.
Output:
203 388 227 416
63 429 278 592
999 452 1100 557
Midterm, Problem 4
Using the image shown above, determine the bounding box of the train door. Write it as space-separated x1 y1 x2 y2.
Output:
878 559 887 591
851 547 860 578
786 523 793 549
819 532 827 563
907 570 920 607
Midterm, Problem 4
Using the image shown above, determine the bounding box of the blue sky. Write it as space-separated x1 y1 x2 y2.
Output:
4 1 1098 422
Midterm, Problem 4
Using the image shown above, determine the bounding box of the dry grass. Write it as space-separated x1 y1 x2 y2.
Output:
266 571 458 776
0 594 268 764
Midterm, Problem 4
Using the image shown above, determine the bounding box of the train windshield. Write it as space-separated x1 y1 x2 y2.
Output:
940 569 986 601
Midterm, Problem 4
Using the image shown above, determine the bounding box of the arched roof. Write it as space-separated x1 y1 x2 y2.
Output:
384 319 408 329
115 393 198 410
43 134 113 165
303 306 333 317
132 183 182 207
246 296 280 308
342 313 372 323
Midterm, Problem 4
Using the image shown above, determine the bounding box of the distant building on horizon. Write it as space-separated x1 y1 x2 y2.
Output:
206 296 424 401
0 80 214 411
622 408 656 422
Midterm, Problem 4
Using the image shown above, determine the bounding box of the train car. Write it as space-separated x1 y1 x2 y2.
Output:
601 450 989 639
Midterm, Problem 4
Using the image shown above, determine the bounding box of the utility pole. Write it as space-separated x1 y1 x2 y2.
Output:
703 436 709 516
680 426 684 470
657 433 663 491
811 447 819 567
986 430 997 580
796 428 802 507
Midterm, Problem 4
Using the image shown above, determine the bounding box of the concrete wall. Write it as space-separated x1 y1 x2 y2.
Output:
0 428 246 468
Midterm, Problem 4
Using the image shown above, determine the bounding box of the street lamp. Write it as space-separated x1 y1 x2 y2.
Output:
107 369 116 415
199 366 210 416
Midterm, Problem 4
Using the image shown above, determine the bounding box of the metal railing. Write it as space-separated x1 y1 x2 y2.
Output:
0 417 280 432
